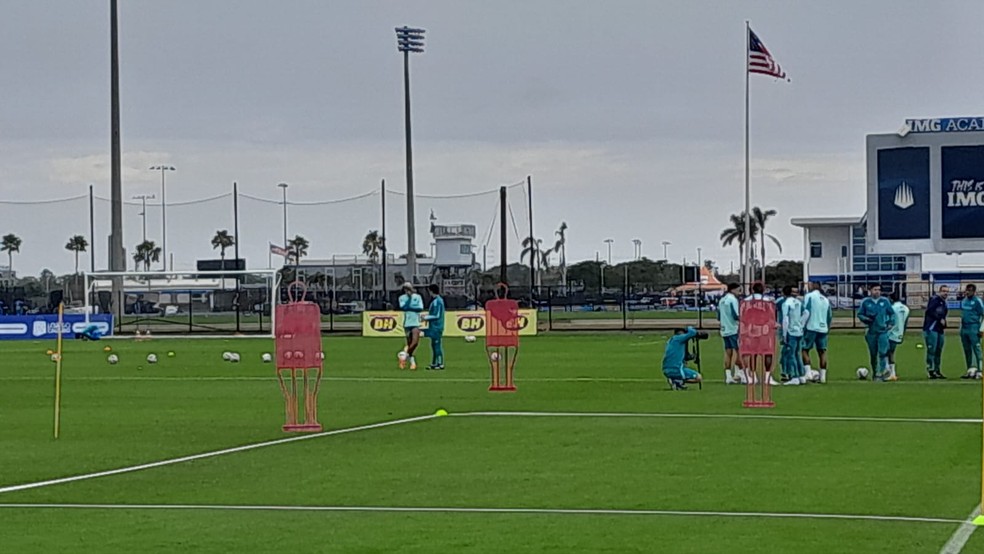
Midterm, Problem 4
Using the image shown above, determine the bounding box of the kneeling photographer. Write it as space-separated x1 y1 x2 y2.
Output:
662 327 707 390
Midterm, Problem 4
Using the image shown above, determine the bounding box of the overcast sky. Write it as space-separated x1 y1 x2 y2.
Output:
1 0 983 276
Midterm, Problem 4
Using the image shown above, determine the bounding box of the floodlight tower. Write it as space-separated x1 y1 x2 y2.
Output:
149 165 175 270
396 25 425 283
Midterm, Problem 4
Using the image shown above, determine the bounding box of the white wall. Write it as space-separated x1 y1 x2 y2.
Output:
804 226 851 278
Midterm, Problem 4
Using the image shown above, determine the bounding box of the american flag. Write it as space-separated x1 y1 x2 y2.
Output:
269 243 288 257
748 28 787 80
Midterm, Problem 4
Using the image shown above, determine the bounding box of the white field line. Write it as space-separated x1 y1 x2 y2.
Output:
0 503 963 525
940 505 982 554
0 414 435 496
452 411 982 425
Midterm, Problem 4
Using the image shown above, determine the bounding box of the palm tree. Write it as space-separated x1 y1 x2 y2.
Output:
1 234 22 272
65 235 88 274
752 207 782 282
362 230 384 290
287 235 309 268
133 240 162 271
211 230 236 261
521 237 546 287
553 222 568 286
720 213 758 280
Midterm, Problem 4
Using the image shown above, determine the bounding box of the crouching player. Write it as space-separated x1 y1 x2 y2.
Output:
662 327 706 390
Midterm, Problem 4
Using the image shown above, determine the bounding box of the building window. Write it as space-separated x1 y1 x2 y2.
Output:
841 246 848 258
809 242 822 258
459 244 472 255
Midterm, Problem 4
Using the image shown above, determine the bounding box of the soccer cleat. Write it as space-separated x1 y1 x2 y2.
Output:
409 358 417 371
725 377 739 385
886 373 898 381
768 377 782 386
783 377 802 386
780 374 791 383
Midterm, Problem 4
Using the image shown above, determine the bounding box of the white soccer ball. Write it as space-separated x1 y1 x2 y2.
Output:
807 369 821 383
50 353 60 362
107 354 119 364
147 354 158 364
222 351 232 361
229 352 240 363
490 351 500 361
856 367 869 380
397 351 409 362
261 353 273 363
464 335 477 343
967 367 981 379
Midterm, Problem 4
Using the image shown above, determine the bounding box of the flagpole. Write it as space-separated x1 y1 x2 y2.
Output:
743 20 752 287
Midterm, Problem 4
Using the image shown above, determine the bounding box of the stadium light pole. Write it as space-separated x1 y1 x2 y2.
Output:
133 194 155 243
604 239 614 266
149 165 175 271
632 239 642 260
278 182 289 250
396 25 425 284
661 240 671 261
109 0 124 321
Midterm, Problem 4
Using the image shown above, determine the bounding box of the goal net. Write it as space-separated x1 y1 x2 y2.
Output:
83 269 279 337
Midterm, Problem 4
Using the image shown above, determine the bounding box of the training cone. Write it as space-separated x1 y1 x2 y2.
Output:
434 409 449 417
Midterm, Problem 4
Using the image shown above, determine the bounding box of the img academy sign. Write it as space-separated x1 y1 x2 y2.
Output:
904 117 984 134
867 121 984 253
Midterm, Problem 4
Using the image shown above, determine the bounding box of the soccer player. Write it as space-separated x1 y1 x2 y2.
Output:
398 283 424 370
959 284 984 379
923 285 949 379
422 284 446 370
718 282 742 384
662 327 704 390
857 284 894 381
887 292 910 381
801 282 832 383
780 285 807 385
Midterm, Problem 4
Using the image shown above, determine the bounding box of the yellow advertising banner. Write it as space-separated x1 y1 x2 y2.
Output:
362 310 538 338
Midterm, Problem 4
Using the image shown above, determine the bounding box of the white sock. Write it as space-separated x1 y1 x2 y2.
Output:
804 364 812 374
725 369 734 382
819 369 827 383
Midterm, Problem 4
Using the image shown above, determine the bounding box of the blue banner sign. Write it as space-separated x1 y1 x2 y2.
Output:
941 145 984 239
877 147 930 240
0 314 114 341
905 117 984 134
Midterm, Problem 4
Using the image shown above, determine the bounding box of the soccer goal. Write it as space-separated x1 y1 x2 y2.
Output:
83 269 280 337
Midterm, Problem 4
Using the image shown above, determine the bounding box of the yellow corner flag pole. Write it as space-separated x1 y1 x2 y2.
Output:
976 334 984 526
53 302 64 440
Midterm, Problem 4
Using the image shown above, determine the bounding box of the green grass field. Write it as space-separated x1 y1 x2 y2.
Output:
2 332 983 553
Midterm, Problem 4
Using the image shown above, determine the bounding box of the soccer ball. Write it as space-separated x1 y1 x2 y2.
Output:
397 351 409 362
856 367 869 380
50 353 60 362
807 369 821 383
261 353 273 363
490 352 500 361
229 352 240 363
222 351 233 361
107 354 119 364
147 354 158 364
464 335 477 343
966 367 981 379
316 352 325 360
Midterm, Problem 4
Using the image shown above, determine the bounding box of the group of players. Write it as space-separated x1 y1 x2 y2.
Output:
395 282 446 371
662 281 984 389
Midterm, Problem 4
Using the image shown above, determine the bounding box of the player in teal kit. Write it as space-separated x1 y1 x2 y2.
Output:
857 284 895 381
718 283 742 384
780 286 807 385
960 284 984 378
801 282 832 383
886 292 910 381
422 284 446 370
662 327 705 390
